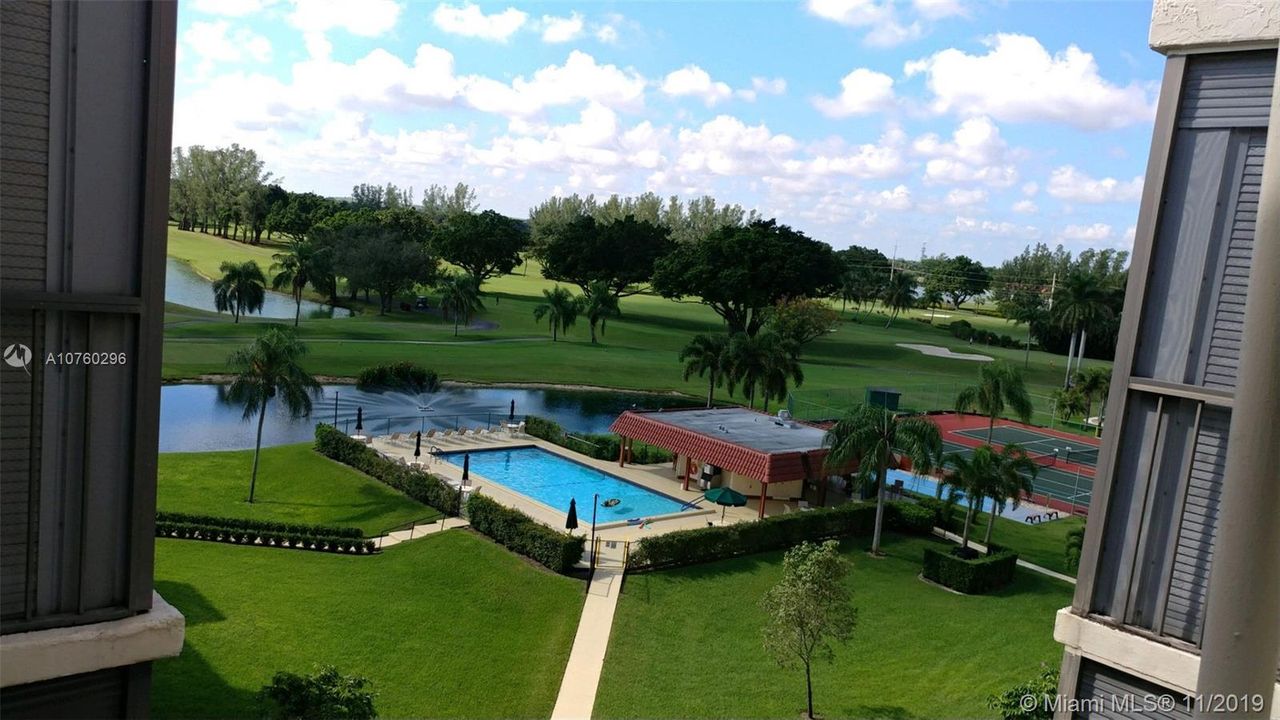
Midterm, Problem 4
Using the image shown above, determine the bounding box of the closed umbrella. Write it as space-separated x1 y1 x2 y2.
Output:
355 406 364 434
509 399 516 422
704 486 748 523
414 431 422 460
462 453 470 486
566 498 579 532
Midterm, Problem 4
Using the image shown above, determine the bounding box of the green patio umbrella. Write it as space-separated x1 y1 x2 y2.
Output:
704 486 748 523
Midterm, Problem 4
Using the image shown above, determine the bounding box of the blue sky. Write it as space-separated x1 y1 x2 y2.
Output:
174 0 1164 264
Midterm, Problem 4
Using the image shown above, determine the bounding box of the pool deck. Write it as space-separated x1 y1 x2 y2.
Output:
367 430 800 542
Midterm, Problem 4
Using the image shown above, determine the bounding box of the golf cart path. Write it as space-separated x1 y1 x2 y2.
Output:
896 343 994 362
551 565 626 720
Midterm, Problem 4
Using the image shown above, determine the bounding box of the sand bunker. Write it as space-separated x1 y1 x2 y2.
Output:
896 343 993 362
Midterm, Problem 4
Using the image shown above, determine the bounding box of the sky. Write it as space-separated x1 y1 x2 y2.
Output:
173 0 1164 264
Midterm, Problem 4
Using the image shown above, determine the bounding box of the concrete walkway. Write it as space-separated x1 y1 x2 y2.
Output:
932 528 1077 585
550 567 626 720
376 517 469 549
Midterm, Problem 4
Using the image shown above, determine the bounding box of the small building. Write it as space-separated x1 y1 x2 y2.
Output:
610 408 839 518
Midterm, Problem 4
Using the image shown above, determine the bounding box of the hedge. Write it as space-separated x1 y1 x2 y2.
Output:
884 501 936 535
314 424 460 516
157 511 363 539
466 493 584 573
922 545 1018 594
355 362 440 392
525 415 672 464
156 519 376 554
628 501 877 571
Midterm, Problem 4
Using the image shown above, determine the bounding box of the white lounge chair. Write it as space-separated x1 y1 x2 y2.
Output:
389 432 403 442
424 429 437 439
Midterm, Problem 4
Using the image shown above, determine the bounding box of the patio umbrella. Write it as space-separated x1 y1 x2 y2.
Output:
462 453 470 485
414 431 422 459
355 406 364 434
509 399 516 422
704 486 748 523
566 498 579 532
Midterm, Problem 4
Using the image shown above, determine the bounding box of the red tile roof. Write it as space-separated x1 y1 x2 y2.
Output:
610 410 842 484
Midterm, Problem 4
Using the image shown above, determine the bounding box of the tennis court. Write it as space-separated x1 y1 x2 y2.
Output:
937 440 1093 510
954 425 1100 468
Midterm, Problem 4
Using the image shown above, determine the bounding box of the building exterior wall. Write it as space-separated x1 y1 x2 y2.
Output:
1150 0 1280 54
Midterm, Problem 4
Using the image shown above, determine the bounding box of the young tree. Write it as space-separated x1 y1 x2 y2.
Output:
955 361 1034 444
823 405 942 555
652 220 842 336
259 665 376 720
880 270 917 327
981 444 1038 546
225 327 321 503
433 210 529 286
1051 387 1089 425
679 333 732 407
533 286 580 342
766 297 839 352
761 540 858 720
579 281 620 344
435 271 484 336
1072 366 1112 425
212 261 267 323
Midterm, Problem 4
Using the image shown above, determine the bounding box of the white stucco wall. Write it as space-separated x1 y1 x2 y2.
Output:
1150 0 1280 53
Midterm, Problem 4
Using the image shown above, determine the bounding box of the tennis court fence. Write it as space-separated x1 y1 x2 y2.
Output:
788 383 1065 430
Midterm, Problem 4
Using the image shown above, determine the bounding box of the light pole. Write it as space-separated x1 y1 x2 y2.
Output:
333 391 338 425
590 493 599 571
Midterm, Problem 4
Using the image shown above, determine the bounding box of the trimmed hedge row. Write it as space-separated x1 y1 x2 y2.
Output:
524 415 673 465
156 521 377 554
466 493 584 573
885 501 935 535
922 545 1018 594
156 511 363 539
314 424 460 516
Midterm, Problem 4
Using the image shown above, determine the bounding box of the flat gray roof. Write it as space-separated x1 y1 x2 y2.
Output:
643 407 828 454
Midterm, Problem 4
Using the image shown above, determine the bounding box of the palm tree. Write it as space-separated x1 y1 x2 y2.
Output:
533 285 580 341
1053 272 1115 387
758 336 804 412
1005 294 1047 368
921 287 944 323
725 332 799 410
680 333 732 407
880 270 916 328
1073 365 1111 428
955 360 1034 444
225 326 321 503
270 239 319 327
823 405 942 555
943 446 997 551
212 260 266 323
980 444 1038 546
580 280 620 344
437 272 484 336
1051 387 1089 426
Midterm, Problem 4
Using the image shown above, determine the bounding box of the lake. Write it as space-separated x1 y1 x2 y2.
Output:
165 257 353 319
159 383 697 452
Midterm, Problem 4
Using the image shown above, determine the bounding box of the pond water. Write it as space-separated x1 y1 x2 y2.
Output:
159 383 697 453
165 257 353 319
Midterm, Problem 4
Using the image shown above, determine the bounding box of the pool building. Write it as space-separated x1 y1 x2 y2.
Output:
610 407 841 518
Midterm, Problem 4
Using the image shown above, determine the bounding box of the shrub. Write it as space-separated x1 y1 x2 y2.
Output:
885 501 935 535
628 502 877 571
154 516 369 555
922 545 1018 594
948 319 974 340
315 424 460 515
259 665 377 720
1065 524 1085 572
525 415 673 464
466 493 584 573
156 511 364 540
356 362 440 392
987 663 1059 719
523 415 565 443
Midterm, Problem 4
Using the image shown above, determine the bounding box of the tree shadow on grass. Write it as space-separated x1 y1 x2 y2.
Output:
847 704 921 720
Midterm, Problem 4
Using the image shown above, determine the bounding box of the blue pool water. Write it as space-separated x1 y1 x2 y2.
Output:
439 447 691 521
885 469 1051 523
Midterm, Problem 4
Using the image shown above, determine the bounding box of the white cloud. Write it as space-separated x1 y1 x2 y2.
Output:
540 13 584 43
1061 222 1113 243
947 216 1041 239
858 184 912 209
432 2 528 42
945 188 987 207
806 0 922 47
1021 181 1039 196
462 51 646 117
812 68 895 117
595 24 619 43
675 115 798 176
288 0 401 36
913 116 1017 187
906 34 1156 130
183 20 272 76
661 65 732 106
752 77 788 95
788 126 908 179
1121 225 1137 248
1012 199 1037 214
1046 165 1144 203
912 0 966 20
189 0 274 17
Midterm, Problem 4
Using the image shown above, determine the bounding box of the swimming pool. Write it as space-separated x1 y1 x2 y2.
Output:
437 447 692 521
885 469 1054 523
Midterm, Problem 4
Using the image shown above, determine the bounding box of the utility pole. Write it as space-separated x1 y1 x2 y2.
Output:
889 243 898 282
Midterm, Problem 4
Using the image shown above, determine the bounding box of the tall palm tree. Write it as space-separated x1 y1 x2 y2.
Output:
437 271 484 337
823 405 942 555
880 270 916 328
1053 272 1114 387
758 336 804 412
726 332 798 410
679 333 732 407
955 360 1034 444
580 280 620 344
270 239 319 327
943 446 997 551
225 326 321 503
212 260 266 323
533 285 580 342
980 443 1038 546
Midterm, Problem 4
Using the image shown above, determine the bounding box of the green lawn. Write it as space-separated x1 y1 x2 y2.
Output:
158 443 433 535
594 534 1072 719
167 226 293 281
964 509 1085 576
153 531 584 719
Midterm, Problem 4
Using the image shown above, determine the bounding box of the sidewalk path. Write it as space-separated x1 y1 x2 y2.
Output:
932 528 1077 585
550 568 626 720
376 517 469 549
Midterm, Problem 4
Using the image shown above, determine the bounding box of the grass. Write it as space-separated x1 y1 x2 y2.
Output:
157 443 434 535
152 531 584 719
959 508 1085 576
594 534 1072 719
167 226 293 282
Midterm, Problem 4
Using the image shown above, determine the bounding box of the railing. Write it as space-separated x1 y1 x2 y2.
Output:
336 412 525 437
372 513 447 549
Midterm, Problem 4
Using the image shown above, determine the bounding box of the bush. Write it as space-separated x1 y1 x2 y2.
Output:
315 424 460 516
466 493 584 573
524 415 672 465
523 415 564 443
987 663 1059 719
948 319 974 340
154 518 371 555
922 545 1018 594
1065 524 1085 572
356 362 440 392
259 665 377 720
156 511 363 539
628 502 877 571
885 501 935 535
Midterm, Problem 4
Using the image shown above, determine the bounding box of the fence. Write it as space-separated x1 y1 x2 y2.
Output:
334 412 525 438
787 383 1077 434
